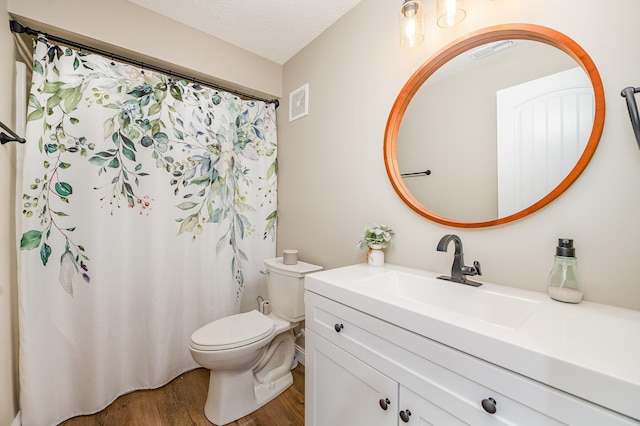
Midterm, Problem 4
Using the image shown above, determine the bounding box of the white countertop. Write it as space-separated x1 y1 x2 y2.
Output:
305 263 640 421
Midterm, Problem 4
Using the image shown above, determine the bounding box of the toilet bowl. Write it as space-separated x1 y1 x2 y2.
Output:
189 257 322 425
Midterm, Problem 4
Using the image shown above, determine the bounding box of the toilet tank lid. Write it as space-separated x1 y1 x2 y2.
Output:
190 310 275 350
264 257 323 277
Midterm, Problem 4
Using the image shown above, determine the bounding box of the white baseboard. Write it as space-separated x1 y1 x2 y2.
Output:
295 344 305 366
12 411 21 426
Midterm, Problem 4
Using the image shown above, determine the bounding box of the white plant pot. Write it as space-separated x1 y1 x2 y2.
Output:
367 245 384 266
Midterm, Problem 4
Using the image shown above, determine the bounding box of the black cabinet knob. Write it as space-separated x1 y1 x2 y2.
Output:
481 397 497 414
399 409 412 422
334 323 344 332
379 398 390 410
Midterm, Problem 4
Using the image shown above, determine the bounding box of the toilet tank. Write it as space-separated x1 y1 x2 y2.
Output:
264 257 322 322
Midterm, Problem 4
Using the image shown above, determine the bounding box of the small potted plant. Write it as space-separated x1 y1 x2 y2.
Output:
356 223 395 266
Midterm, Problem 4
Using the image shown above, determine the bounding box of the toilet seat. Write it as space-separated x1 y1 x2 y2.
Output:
190 310 275 351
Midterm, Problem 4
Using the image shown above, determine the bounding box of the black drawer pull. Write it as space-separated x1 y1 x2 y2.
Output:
334 323 344 332
399 409 411 422
379 398 390 410
481 397 497 414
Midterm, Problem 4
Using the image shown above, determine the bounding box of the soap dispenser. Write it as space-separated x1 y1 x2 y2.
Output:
547 238 583 303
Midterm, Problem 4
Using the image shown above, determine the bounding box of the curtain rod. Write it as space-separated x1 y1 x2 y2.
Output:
9 20 280 108
0 120 26 144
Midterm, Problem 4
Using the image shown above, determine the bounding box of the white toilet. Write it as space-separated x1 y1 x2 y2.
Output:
189 257 322 425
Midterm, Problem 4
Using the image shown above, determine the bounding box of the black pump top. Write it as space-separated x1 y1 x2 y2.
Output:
556 238 576 257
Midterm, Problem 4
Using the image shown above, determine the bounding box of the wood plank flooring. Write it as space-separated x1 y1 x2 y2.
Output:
59 365 305 426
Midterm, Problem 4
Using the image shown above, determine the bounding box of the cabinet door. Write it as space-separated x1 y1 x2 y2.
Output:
306 330 397 426
399 385 469 426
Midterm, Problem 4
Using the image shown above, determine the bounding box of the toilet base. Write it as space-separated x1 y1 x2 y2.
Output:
202 333 296 425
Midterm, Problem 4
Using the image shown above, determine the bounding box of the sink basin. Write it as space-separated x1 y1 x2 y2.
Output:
353 271 539 330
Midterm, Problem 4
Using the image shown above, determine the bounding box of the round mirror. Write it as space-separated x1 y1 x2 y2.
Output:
384 24 605 228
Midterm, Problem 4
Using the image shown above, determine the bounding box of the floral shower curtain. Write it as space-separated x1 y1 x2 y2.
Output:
18 38 277 426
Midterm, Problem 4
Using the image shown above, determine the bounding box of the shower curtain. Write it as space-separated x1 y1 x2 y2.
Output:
18 38 277 426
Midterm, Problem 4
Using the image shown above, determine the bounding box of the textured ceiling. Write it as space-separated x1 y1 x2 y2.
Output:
128 0 364 64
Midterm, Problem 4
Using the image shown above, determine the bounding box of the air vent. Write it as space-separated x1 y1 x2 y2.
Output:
468 40 516 60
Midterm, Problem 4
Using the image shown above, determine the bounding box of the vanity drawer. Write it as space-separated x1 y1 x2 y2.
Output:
305 291 639 426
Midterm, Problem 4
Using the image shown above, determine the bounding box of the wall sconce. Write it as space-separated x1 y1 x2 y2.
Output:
436 0 466 28
400 0 425 48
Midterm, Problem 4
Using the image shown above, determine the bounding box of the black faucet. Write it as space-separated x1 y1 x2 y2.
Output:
436 234 482 287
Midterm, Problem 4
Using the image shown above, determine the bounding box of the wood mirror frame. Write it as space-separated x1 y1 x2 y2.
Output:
384 24 605 228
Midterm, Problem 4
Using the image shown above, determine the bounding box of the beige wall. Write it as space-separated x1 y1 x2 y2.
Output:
8 0 282 99
1 0 18 421
278 0 640 310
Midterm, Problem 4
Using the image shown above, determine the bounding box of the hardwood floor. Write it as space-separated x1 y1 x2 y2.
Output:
59 365 305 426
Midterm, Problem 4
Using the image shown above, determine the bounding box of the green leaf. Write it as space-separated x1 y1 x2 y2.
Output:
238 249 248 262
59 162 71 169
33 60 44 76
20 230 42 250
169 84 183 101
265 210 277 220
27 108 44 122
63 85 83 113
148 102 161 116
108 158 120 168
88 156 107 167
120 133 136 151
40 243 52 265
154 132 169 144
73 57 80 70
46 94 62 110
29 93 42 110
122 146 136 161
123 182 133 196
154 88 167 103
236 214 245 238
141 136 154 147
267 159 278 179
177 214 198 235
211 208 223 223
43 81 64 94
55 182 73 197
190 175 211 186
103 118 115 139
177 201 197 210
215 234 226 252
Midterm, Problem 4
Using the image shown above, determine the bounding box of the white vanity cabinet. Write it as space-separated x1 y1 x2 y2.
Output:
305 288 639 426
307 328 463 426
306 329 397 425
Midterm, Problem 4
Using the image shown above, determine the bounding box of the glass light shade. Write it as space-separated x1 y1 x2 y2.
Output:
437 0 466 28
400 0 424 48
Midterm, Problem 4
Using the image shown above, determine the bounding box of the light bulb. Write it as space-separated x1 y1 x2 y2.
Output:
400 0 424 48
437 0 466 28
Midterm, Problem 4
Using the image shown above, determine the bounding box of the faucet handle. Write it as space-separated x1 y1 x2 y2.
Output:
473 260 482 276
